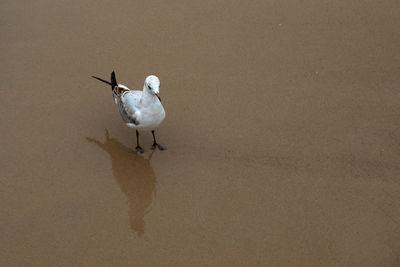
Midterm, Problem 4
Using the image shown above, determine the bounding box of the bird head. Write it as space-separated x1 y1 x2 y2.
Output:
144 75 161 101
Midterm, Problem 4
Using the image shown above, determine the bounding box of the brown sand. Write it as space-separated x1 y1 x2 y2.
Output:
1 0 400 266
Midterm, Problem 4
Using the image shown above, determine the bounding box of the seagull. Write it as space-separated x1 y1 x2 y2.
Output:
92 71 166 153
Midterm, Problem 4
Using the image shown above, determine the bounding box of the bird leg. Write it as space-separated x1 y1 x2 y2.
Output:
135 130 144 153
151 130 165 150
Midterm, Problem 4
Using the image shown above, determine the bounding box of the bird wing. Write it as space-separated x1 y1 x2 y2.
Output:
118 90 142 125
113 83 130 104
92 72 142 125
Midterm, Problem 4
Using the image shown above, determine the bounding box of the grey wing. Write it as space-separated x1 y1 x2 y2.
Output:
118 91 142 125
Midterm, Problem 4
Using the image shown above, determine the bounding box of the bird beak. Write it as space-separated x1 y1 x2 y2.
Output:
155 93 161 102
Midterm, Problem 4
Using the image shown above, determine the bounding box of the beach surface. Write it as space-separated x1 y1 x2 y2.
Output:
1 0 400 266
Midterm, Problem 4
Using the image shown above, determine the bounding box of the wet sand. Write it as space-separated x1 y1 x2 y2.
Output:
1 0 400 266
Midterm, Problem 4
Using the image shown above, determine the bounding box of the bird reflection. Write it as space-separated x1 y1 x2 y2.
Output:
86 129 157 237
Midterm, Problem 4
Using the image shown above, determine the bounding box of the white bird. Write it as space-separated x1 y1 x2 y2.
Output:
92 71 166 153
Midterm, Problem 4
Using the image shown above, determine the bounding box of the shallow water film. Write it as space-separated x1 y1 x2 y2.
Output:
1 0 400 266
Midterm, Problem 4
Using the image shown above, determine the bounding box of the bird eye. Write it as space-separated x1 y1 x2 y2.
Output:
148 86 152 90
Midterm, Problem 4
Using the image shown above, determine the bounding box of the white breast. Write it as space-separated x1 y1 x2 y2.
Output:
120 90 165 131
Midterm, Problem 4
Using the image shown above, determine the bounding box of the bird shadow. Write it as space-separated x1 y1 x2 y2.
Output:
86 129 157 237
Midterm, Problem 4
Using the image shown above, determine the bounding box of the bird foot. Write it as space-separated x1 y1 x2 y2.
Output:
151 143 166 151
135 146 144 154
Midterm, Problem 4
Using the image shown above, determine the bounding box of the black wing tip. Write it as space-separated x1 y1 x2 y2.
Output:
111 71 117 88
91 75 112 86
